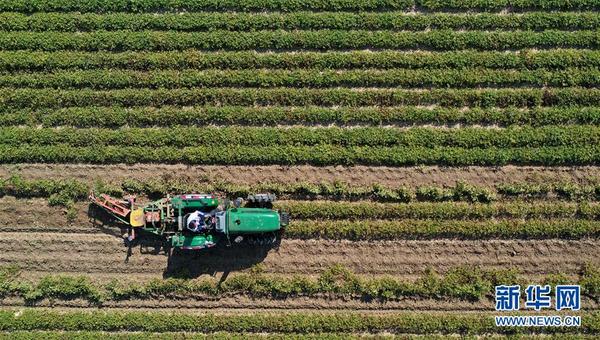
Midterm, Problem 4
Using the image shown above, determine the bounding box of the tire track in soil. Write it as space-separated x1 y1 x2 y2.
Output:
0 232 597 277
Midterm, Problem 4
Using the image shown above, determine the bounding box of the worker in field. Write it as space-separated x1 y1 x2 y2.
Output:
187 210 209 233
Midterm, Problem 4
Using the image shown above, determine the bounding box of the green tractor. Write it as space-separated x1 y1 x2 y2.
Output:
89 192 289 250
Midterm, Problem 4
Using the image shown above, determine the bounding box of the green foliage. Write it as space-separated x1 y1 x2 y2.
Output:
3 145 600 166
4 126 600 148
543 273 571 288
1 50 599 72
0 30 597 52
4 176 600 205
1 88 598 110
0 264 599 336
7 106 600 129
580 264 600 301
0 265 23 298
0 175 86 206
415 181 495 203
0 331 386 339
47 192 72 207
24 276 102 304
0 0 595 12
18 87 600 113
2 12 599 32
4 68 600 89
0 309 599 334
276 200 600 220
287 219 600 240
498 182 600 202
496 183 552 199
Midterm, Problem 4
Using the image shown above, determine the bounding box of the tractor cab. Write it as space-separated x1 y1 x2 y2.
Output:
170 194 220 249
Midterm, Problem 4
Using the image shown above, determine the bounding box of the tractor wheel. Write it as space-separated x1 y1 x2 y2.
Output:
246 193 276 208
247 193 276 203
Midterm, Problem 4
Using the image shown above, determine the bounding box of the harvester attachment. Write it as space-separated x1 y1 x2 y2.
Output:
89 192 132 225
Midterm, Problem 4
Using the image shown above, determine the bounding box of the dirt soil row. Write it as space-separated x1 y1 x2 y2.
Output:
2 296 598 312
0 296 493 311
0 230 596 278
1 296 599 312
2 164 600 188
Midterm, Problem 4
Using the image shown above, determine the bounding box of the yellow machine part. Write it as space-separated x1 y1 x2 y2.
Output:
130 208 145 227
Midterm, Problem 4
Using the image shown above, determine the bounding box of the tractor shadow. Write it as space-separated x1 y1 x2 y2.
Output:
163 243 276 280
88 203 279 280
87 203 130 238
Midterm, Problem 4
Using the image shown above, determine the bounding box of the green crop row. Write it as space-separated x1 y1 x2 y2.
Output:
0 309 598 334
4 106 600 128
1 12 598 32
497 182 600 201
3 125 600 148
0 0 596 13
0 30 597 52
2 145 600 166
417 0 600 11
0 265 522 303
289 219 600 240
1 332 436 340
118 178 496 203
1 50 598 71
1 88 598 110
0 176 496 204
4 68 600 89
275 200 600 220
0 332 381 340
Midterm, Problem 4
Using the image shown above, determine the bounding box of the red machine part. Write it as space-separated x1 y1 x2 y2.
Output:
145 211 160 223
89 193 131 218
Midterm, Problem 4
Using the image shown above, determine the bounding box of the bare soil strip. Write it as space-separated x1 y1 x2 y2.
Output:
2 164 600 188
0 231 596 277
1 296 598 312
0 296 492 311
0 197 112 229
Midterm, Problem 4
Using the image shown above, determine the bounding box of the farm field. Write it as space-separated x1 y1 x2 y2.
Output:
1 0 600 338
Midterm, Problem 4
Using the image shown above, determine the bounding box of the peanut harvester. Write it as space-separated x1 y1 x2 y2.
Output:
89 192 289 250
